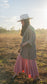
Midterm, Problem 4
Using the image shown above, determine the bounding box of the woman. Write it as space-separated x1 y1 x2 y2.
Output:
12 14 40 81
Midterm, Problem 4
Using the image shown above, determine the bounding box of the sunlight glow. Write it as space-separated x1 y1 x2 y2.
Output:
43 5 47 28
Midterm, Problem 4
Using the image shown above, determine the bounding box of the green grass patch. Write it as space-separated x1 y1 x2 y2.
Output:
0 60 3 63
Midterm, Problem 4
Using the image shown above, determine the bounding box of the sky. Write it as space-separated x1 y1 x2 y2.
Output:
0 0 47 30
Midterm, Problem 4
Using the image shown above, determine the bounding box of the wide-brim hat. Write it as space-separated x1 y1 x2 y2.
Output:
18 14 33 22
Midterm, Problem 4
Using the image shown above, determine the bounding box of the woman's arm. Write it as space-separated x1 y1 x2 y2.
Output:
20 41 29 47
21 26 36 48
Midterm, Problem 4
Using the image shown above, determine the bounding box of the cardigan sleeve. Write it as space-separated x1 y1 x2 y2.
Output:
26 27 36 46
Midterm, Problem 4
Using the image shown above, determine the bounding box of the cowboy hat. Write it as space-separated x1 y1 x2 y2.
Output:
18 14 33 22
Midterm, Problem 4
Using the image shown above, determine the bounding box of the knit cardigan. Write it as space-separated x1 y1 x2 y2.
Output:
20 24 36 59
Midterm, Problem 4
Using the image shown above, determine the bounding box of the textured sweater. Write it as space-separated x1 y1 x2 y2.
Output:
20 24 36 59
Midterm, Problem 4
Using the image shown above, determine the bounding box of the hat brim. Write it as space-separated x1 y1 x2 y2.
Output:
17 18 33 22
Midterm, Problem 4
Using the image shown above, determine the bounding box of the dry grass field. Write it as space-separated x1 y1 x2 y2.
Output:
0 30 47 84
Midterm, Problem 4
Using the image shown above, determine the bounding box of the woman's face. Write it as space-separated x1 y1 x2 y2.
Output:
21 20 24 26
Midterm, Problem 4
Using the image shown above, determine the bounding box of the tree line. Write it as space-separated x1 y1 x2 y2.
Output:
0 27 20 33
0 26 47 33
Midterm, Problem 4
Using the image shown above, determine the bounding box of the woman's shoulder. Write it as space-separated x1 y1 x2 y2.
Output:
27 25 35 32
24 25 35 36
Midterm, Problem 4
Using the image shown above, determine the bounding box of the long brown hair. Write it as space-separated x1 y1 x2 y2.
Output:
21 19 30 36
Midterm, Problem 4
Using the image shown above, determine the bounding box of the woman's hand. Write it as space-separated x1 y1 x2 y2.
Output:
20 42 28 47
